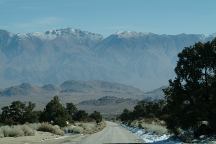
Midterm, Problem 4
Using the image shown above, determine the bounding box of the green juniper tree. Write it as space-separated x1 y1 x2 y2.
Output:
66 102 77 122
164 38 216 136
73 110 89 121
40 96 68 127
90 111 102 124
0 101 39 125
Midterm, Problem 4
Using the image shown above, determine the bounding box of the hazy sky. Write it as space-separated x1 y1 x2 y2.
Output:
0 0 215 36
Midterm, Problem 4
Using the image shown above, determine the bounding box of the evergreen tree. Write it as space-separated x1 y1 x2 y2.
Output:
119 109 132 121
90 111 102 123
73 110 88 121
66 102 77 122
0 101 39 125
164 38 216 136
40 96 68 127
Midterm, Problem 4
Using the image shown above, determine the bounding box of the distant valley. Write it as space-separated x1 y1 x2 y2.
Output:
0 80 149 114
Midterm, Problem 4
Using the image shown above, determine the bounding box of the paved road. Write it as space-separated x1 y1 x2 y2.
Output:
76 121 143 144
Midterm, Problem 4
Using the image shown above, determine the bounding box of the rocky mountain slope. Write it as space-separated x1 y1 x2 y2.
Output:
0 28 214 90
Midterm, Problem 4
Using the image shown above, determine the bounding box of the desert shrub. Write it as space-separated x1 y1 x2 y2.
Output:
97 121 106 131
27 123 41 130
4 126 24 137
131 119 168 134
21 125 35 136
0 128 4 138
64 125 83 134
0 125 34 137
138 123 143 129
4 126 23 137
37 122 64 136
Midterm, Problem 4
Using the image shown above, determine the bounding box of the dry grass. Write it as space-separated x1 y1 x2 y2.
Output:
0 129 4 138
0 131 61 144
27 123 41 130
63 125 84 134
131 119 168 135
0 120 105 139
0 125 35 137
21 125 35 136
37 123 64 136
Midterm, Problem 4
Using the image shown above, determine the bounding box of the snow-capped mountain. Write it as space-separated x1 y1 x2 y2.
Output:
0 28 215 90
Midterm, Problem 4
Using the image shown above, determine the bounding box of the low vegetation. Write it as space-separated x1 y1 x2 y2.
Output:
0 125 34 138
89 111 103 124
63 121 106 134
0 96 104 138
119 100 166 122
37 123 64 136
64 125 84 134
129 119 168 135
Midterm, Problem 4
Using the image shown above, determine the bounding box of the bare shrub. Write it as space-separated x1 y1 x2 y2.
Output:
27 123 41 130
131 119 168 134
1 125 24 137
64 125 83 134
0 129 4 138
0 125 35 137
38 123 64 136
21 125 35 136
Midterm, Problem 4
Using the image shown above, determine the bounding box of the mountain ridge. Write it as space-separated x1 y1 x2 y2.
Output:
0 80 145 114
0 28 215 90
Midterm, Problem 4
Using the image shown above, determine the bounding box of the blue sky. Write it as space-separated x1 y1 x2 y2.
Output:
0 0 215 36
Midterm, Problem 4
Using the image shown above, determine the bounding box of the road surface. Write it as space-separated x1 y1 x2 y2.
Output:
75 121 143 144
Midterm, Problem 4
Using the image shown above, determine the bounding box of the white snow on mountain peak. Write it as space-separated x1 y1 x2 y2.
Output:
0 28 215 90
114 31 152 38
15 28 103 41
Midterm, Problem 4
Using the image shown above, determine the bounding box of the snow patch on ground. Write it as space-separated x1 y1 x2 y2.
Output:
121 124 182 144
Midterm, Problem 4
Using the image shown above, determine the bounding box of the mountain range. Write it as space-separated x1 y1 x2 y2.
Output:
0 80 144 114
0 28 215 91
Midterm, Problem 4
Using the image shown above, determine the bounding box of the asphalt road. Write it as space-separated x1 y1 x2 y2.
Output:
76 121 143 144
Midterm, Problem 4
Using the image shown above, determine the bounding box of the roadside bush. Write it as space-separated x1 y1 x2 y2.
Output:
0 125 35 137
37 122 64 136
0 128 4 138
138 123 143 129
1 126 23 137
64 125 83 134
130 119 168 135
27 123 41 130
21 125 35 136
